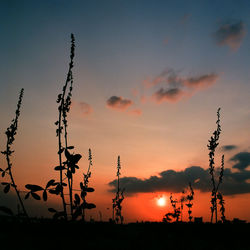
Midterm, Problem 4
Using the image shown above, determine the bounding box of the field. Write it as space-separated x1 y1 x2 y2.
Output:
0 219 249 250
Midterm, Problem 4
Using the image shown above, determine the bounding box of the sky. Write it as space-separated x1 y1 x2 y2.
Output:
0 0 250 222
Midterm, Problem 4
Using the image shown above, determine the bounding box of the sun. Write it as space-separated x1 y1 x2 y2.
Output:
157 197 166 207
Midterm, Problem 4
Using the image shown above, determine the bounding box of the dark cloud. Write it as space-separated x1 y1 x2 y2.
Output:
214 20 246 50
230 152 250 171
109 153 250 196
106 96 133 111
153 88 185 103
222 145 238 152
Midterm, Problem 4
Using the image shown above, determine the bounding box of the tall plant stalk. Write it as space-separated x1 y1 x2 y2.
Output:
112 156 125 224
1 88 28 217
81 149 94 221
56 34 75 219
208 108 225 223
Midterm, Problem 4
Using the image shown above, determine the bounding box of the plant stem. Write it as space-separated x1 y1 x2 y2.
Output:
6 140 28 217
58 101 67 220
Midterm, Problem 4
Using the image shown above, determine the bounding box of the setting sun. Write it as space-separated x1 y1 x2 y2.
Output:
157 197 167 207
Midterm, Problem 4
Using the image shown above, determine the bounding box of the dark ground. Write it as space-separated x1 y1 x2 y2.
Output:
0 218 249 250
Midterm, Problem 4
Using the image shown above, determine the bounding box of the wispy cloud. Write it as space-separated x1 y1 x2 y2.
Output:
128 109 142 116
214 20 246 51
144 69 219 104
79 102 93 116
183 74 219 89
153 88 186 103
72 100 93 117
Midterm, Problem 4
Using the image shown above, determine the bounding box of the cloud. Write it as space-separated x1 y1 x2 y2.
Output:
153 88 186 103
144 68 181 88
106 96 141 115
145 69 219 104
214 20 246 50
109 152 250 196
128 109 142 116
222 145 238 152
183 74 219 89
106 96 133 111
230 152 250 171
71 101 93 117
79 102 93 116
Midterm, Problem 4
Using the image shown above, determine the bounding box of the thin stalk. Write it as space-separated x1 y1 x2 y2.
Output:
57 109 67 219
57 34 75 220
6 140 28 217
82 158 92 221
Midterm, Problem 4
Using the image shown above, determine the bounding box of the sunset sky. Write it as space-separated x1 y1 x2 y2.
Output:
1 0 250 222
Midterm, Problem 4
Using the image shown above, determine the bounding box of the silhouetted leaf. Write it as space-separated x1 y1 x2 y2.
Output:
53 211 66 220
31 192 41 200
46 179 55 189
67 146 74 149
65 149 71 160
81 187 95 192
58 148 64 154
49 189 60 195
65 149 82 164
82 203 96 209
0 168 3 172
0 206 13 216
25 192 30 199
1 182 9 185
54 166 66 171
4 184 10 193
74 194 80 205
72 154 82 164
48 208 57 213
2 171 5 177
81 191 87 199
43 190 47 201
72 207 81 220
25 184 43 192
67 170 72 179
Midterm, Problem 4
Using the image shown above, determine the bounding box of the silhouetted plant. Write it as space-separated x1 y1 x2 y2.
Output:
22 34 95 221
54 33 75 219
170 193 181 222
217 192 226 222
112 156 125 224
185 182 194 222
0 88 28 217
179 190 186 222
72 148 96 221
208 108 225 223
